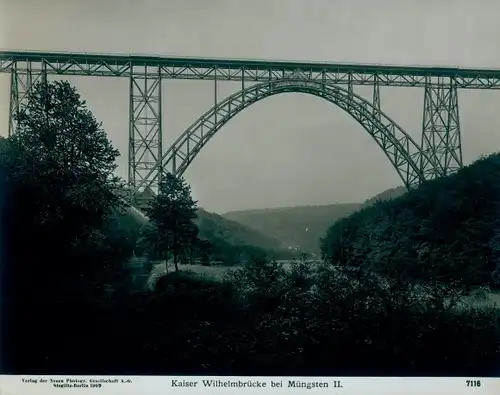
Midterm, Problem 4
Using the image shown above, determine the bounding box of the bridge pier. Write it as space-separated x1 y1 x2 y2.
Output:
128 66 163 204
420 77 463 179
8 60 47 136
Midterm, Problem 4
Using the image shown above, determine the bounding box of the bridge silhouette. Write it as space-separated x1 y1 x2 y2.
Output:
2 50 500 208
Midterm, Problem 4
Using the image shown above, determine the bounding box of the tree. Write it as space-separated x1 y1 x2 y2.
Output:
1 80 124 299
146 173 200 272
198 239 214 266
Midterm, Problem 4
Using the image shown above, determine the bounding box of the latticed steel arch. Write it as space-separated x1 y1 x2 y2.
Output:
133 79 441 195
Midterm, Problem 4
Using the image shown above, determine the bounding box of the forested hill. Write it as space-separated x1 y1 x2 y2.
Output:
321 153 500 287
112 205 291 262
223 204 361 254
196 208 283 252
196 208 294 261
221 186 410 255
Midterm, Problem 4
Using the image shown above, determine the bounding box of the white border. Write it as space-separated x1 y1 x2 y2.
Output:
0 376 498 394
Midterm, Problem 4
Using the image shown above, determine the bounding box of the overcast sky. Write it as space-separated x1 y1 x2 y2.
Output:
1 0 500 213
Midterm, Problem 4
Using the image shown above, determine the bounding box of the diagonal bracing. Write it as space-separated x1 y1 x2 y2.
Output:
3 51 500 89
420 77 463 178
128 66 163 201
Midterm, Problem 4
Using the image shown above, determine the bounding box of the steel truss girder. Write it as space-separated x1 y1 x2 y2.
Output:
2 52 500 89
128 69 162 197
420 77 462 178
8 60 47 136
133 80 442 195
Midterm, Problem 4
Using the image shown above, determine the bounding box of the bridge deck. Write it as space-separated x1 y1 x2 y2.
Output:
1 50 500 88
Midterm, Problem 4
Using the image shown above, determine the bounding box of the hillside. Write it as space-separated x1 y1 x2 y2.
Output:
196 208 283 251
362 185 408 207
113 205 292 262
196 208 294 262
321 153 500 287
223 203 361 254
118 185 409 258
221 186 410 255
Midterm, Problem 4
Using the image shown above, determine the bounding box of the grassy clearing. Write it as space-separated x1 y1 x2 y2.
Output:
147 262 239 290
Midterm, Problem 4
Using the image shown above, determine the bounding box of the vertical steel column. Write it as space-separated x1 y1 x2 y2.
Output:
420 76 462 179
214 66 218 125
9 59 48 136
347 72 354 110
157 71 163 185
9 60 32 136
372 74 381 121
241 67 245 104
128 64 163 204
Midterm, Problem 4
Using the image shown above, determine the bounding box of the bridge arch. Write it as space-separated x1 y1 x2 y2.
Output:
134 79 440 194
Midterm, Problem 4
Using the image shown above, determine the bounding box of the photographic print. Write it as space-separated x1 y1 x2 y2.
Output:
0 0 499 393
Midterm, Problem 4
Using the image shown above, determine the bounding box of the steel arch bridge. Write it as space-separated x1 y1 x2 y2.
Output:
138 79 437 191
2 50 500 206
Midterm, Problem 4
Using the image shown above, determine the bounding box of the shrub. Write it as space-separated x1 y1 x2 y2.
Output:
223 259 500 376
5 261 500 376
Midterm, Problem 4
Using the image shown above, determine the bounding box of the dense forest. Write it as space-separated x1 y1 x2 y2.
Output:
321 156 500 288
1 80 499 376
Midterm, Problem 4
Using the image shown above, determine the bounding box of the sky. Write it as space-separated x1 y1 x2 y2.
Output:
1 0 500 213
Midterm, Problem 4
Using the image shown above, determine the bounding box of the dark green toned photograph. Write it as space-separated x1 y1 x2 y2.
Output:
1 0 500 379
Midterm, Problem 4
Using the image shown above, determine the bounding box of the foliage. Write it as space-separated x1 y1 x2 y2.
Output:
8 259 499 376
3 80 500 377
135 223 162 261
361 185 408 207
321 153 500 288
145 173 200 271
154 269 222 292
1 80 125 302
